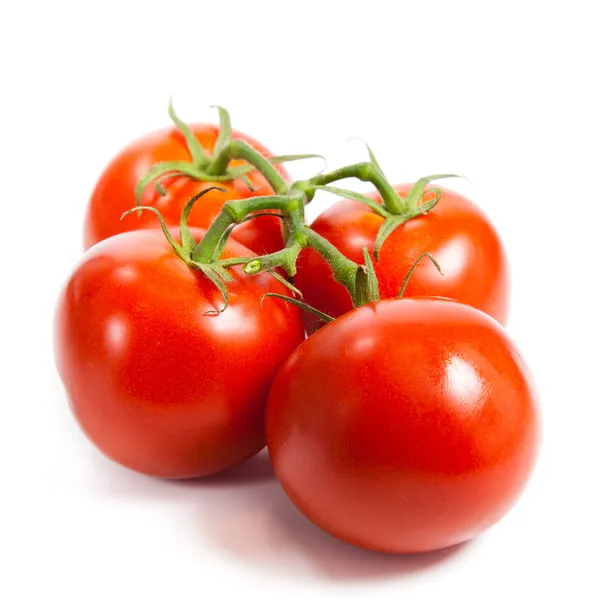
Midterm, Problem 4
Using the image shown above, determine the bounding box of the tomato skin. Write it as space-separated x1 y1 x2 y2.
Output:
294 185 510 325
84 125 289 254
55 229 304 478
267 298 539 553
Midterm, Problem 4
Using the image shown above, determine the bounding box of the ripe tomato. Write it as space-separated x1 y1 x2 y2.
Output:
55 228 304 478
294 185 510 325
267 298 539 553
84 125 289 254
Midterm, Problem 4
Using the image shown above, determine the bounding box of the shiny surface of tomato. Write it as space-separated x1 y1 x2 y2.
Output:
55 229 304 478
84 125 289 254
267 298 539 553
295 185 510 325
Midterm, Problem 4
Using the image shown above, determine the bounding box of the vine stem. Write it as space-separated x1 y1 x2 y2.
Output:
187 150 450 311
132 105 454 313
206 139 289 194
303 229 358 294
192 189 365 305
308 162 404 214
192 196 292 262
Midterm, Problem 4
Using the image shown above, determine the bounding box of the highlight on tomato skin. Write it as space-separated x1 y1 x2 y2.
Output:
294 184 510 327
54 228 305 479
266 297 540 554
83 124 289 255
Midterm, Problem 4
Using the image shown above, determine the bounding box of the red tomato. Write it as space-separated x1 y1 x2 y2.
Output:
84 125 289 254
295 185 510 325
55 228 304 478
267 298 539 553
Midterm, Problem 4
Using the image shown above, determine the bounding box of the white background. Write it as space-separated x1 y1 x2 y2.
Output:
2 1 599 598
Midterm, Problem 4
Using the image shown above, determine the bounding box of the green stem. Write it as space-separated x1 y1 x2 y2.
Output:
227 223 358 299
308 162 403 214
192 195 291 262
192 210 234 263
243 245 303 275
189 154 441 310
194 185 361 304
303 229 358 296
207 139 289 194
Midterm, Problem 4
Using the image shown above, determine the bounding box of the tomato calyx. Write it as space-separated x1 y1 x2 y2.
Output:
310 170 460 259
291 154 460 259
355 248 381 306
123 187 308 312
135 101 323 205
123 187 236 312
373 174 461 259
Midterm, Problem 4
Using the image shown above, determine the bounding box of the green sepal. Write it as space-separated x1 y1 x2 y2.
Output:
270 153 326 167
241 175 255 191
260 293 333 324
373 176 461 259
354 247 380 307
418 187 442 213
373 216 405 261
397 252 444 298
154 171 182 196
210 105 233 162
366 144 384 174
168 98 207 164
403 174 459 210
179 187 226 255
120 206 187 261
266 270 303 297
121 198 233 315
135 160 203 205
198 263 231 314
226 154 326 179
312 185 390 218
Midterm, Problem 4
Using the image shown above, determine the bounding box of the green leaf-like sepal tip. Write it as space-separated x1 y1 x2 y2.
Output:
179 187 226 255
373 216 405 261
209 105 233 162
312 185 390 218
354 247 380 307
121 206 187 262
397 252 444 299
199 263 231 314
122 198 234 315
373 175 462 259
169 98 207 164
403 174 460 210
260 293 334 324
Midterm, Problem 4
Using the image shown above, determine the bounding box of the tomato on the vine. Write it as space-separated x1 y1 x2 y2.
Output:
55 228 304 478
84 125 289 254
267 298 539 553
295 185 510 325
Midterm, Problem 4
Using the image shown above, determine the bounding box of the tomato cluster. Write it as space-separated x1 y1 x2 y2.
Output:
55 104 539 555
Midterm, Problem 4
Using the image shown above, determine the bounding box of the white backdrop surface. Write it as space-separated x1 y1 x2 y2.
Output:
1 1 598 598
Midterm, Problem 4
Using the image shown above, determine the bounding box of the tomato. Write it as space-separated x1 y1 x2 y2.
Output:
267 298 539 553
55 228 304 478
294 185 510 325
84 125 289 254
